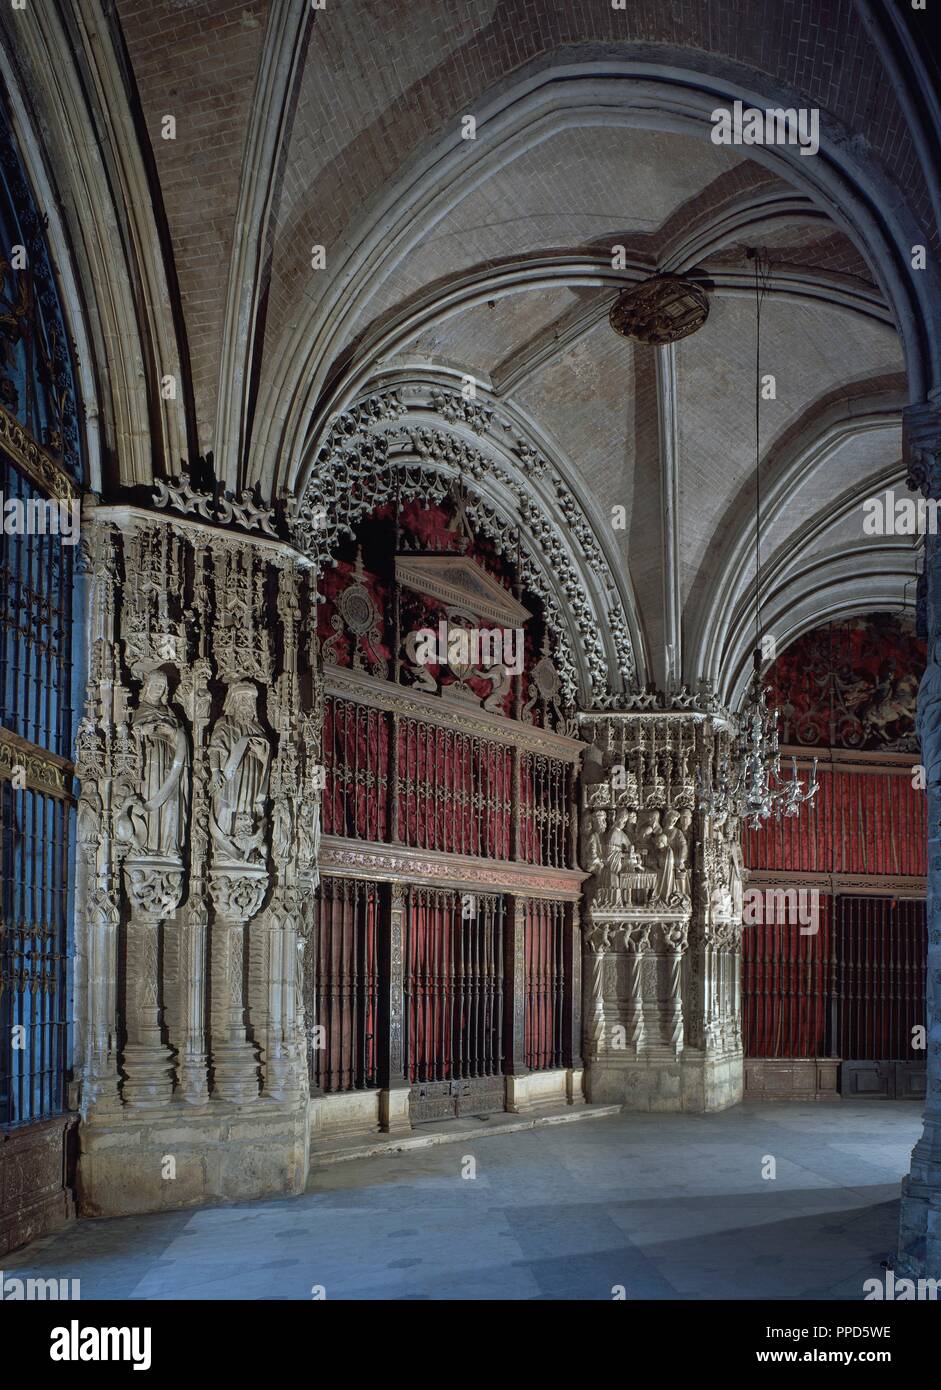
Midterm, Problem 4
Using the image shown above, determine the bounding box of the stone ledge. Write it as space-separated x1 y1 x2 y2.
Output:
76 1101 309 1217
307 1102 621 1171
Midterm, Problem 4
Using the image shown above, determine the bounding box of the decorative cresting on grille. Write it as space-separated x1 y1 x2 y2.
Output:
0 115 82 481
290 386 637 706
322 696 390 842
520 752 570 868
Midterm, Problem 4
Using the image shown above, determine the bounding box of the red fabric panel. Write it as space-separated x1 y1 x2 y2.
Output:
743 767 926 877
835 896 927 1059
312 878 378 1092
322 697 389 840
742 894 832 1058
523 899 564 1071
405 891 454 1084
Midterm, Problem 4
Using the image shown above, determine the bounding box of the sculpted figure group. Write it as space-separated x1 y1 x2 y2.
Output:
581 801 692 909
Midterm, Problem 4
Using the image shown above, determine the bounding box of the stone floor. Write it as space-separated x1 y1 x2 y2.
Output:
5 1102 923 1300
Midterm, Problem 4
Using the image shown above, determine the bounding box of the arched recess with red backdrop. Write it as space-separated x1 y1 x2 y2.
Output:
742 612 928 1101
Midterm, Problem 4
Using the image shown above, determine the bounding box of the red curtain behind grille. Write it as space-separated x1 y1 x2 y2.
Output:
312 878 379 1092
524 899 565 1071
519 756 567 867
742 895 832 1058
743 767 926 877
835 897 927 1060
322 697 389 841
404 890 455 1084
397 722 511 858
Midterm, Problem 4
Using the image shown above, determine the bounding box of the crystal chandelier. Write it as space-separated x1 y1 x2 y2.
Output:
698 251 818 830
698 650 819 830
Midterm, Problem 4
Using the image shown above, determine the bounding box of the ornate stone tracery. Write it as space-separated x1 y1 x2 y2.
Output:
290 386 638 705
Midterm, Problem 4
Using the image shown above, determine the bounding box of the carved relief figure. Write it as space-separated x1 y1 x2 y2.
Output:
635 809 662 867
115 669 189 859
272 801 293 865
651 831 677 905
728 835 745 920
580 809 607 887
296 795 322 892
664 808 691 901
208 682 271 862
599 807 642 906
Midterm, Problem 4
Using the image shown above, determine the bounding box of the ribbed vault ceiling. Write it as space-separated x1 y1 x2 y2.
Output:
71 1 930 701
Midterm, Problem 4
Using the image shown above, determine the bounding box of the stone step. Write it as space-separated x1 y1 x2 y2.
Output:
307 1102 622 1174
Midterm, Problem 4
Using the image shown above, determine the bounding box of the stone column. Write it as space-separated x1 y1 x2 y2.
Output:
898 403 941 1279
563 900 585 1103
662 921 689 1057
177 899 209 1102
73 523 125 1117
208 863 266 1104
377 880 410 1133
121 857 182 1106
623 923 649 1055
175 657 212 1104
504 894 529 1081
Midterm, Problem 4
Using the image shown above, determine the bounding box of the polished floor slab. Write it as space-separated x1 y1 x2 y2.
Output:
4 1102 923 1300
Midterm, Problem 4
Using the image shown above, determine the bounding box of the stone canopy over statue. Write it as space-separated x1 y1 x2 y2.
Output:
115 668 190 861
208 681 271 864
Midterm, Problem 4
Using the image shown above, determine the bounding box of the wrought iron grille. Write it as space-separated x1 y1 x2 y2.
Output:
307 876 380 1092
0 456 75 759
0 782 72 1125
523 897 566 1071
742 893 927 1061
322 696 390 841
398 718 512 858
519 752 569 868
403 886 505 1085
835 896 926 1061
742 897 832 1059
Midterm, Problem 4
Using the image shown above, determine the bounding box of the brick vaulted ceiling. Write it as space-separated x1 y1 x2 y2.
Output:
97 2 932 695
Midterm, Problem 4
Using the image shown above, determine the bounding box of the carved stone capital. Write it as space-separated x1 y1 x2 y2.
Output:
904 403 941 497
584 921 613 952
661 921 690 953
209 862 269 922
123 856 184 918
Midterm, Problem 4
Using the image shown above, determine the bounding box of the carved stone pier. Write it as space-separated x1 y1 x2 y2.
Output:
120 857 181 1107
578 712 744 1112
208 863 267 1104
897 403 941 1278
74 510 317 1218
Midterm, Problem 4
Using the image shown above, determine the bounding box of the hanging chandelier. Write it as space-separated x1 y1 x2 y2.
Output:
698 250 818 830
